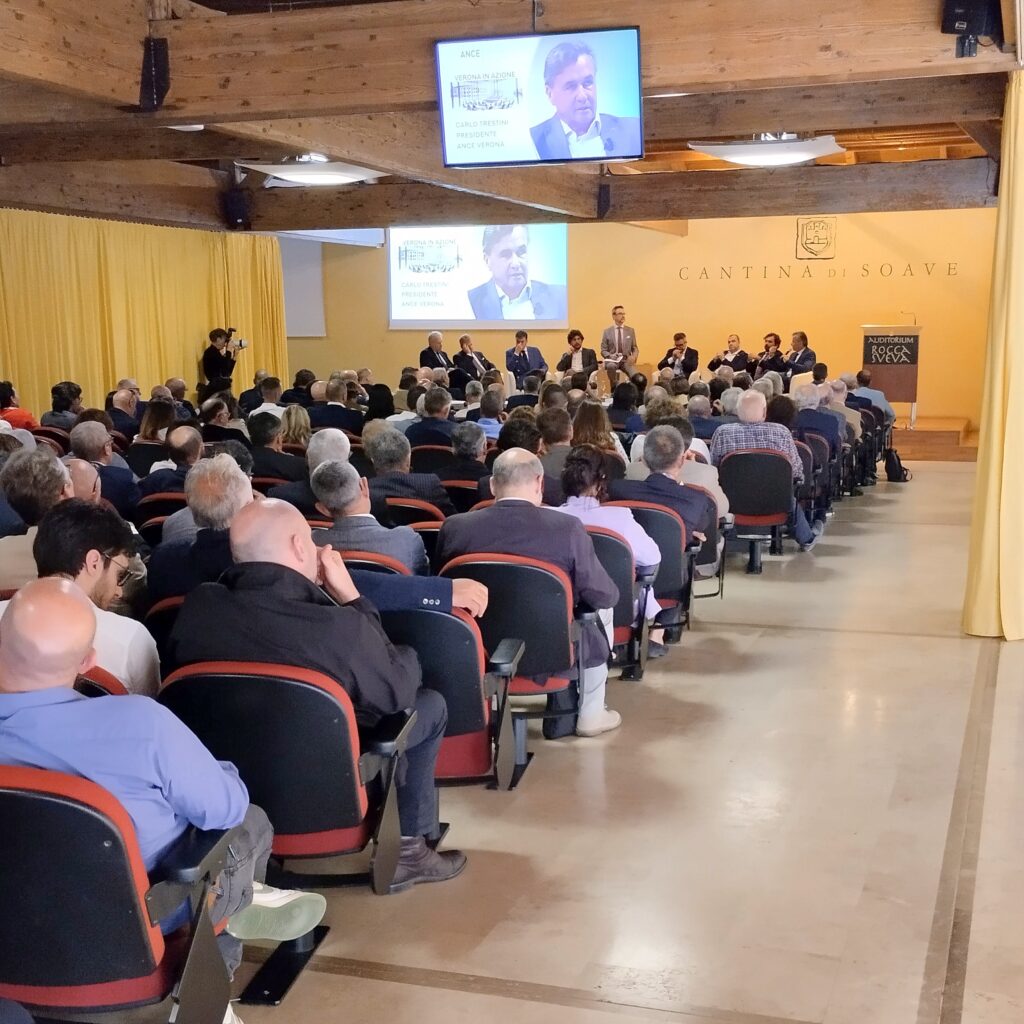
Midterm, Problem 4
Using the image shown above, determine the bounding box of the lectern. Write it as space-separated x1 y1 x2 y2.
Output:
861 325 921 428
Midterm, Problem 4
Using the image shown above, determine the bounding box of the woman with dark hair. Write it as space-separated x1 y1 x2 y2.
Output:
41 381 83 430
364 383 396 423
766 395 796 429
0 381 38 431
556 444 664 646
607 382 639 430
127 401 177 476
572 401 628 464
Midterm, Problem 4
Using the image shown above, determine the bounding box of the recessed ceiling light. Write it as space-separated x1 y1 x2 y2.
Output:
165 124 206 132
688 134 845 167
237 160 385 187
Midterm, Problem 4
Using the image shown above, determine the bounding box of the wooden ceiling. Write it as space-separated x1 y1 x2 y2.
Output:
0 0 1012 231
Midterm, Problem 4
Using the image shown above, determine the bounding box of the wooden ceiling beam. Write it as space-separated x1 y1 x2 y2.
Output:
0 126 297 165
0 0 148 106
956 120 1003 161
0 160 226 228
604 158 998 221
646 75 1008 142
216 116 598 218
250 158 998 231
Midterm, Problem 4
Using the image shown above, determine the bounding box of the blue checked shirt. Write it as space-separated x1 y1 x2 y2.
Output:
709 422 804 483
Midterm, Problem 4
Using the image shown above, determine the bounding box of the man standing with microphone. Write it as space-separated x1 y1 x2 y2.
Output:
600 305 638 393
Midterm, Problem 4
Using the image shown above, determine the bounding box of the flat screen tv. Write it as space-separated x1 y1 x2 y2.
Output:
435 27 643 168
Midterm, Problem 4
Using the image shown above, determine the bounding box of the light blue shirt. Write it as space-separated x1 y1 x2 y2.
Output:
853 386 896 424
0 688 248 870
477 417 502 440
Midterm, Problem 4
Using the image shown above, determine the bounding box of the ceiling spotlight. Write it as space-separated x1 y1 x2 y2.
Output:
165 124 206 132
688 133 845 168
237 158 385 187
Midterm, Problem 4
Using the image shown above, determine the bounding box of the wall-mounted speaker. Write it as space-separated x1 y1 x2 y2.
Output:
941 0 1003 56
220 189 252 231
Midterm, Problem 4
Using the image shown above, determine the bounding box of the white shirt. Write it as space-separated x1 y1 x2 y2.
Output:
499 285 536 320
0 598 160 697
561 116 606 159
570 349 584 373
250 402 283 419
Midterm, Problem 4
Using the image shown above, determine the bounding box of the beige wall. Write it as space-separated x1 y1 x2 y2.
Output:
289 208 997 428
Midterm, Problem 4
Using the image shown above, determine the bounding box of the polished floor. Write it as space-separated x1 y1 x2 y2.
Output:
234 462 1019 1024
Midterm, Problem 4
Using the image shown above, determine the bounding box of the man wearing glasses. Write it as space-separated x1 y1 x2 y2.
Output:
0 498 158 696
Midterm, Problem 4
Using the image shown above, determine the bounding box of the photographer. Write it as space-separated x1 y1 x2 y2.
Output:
201 327 246 400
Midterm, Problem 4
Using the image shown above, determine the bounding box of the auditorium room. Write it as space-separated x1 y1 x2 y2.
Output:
0 3 1022 1024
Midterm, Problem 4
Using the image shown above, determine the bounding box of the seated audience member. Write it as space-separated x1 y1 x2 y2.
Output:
455 380 484 422
438 449 620 737
475 389 505 441
638 383 668 415
0 500 157 695
709 389 821 550
608 382 642 432
0 576 327 976
506 373 542 411
279 403 312 448
718 386 742 423
69 422 140 517
762 370 785 396
0 436 27 538
42 381 83 431
281 369 316 408
792 383 843 457
364 383 397 423
387 385 426 432
147 454 253 603
405 388 456 448
538 407 574 479
309 378 365 434
136 400 176 444
766 394 797 429
164 377 197 420
168 499 467 889
751 378 775 403
708 377 729 408
0 447 74 589
478 417 563 506
108 388 140 439
678 429 729 518
312 460 429 575
573 401 628 464
506 405 537 425
539 383 568 412
732 371 753 391
70 410 133 473
687 395 719 441
200 397 251 448
565 387 587 418
66 458 101 506
0 381 39 431
249 376 285 419
268 428 351 517
248 412 307 483
139 425 203 496
556 445 666 655
851 369 897 423
436 422 490 483
826 381 861 441
238 369 269 416
365 429 456 517
715 365 736 386
609 425 716 546
628 395 677 463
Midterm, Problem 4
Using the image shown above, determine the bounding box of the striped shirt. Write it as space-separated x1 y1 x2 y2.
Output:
709 422 803 482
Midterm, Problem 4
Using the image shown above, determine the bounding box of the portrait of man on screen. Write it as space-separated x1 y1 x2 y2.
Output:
466 225 567 321
529 39 642 162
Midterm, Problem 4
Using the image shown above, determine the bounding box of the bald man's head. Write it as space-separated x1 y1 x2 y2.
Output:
67 459 100 504
0 578 96 693
490 448 544 504
229 499 318 583
167 425 203 466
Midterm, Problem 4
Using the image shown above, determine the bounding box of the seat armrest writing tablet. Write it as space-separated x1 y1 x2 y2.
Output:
488 638 526 679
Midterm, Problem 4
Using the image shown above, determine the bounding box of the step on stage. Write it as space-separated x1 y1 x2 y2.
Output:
890 417 978 462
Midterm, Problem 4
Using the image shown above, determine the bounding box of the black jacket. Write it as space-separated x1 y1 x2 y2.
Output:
147 528 234 605
556 348 599 376
453 351 495 380
368 471 456 517
251 446 308 483
657 347 699 377
436 459 489 483
707 351 749 373
308 404 364 434
608 473 716 546
166 561 421 726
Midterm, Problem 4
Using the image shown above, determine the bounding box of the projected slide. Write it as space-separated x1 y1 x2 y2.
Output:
436 28 643 168
388 224 568 330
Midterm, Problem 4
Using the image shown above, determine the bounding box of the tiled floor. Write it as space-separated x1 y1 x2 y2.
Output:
234 462 1016 1024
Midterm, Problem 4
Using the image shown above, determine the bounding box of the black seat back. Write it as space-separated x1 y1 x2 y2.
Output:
125 442 168 478
410 446 458 474
605 501 685 599
586 527 635 630
719 451 792 522
379 609 487 735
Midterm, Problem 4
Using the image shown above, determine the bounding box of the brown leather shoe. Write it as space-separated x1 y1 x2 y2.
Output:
389 837 467 893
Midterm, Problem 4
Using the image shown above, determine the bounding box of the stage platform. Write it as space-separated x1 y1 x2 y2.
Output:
890 417 978 462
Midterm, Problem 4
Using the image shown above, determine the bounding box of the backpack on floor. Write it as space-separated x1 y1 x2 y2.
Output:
884 447 912 482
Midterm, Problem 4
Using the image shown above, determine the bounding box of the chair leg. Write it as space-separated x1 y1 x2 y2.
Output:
746 539 763 574
369 757 402 895
493 684 517 790
238 926 329 1007
769 526 784 556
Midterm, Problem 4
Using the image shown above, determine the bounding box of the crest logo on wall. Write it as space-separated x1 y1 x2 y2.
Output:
796 217 837 260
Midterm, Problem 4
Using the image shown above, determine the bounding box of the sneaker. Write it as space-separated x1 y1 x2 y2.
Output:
811 520 825 537
389 837 467 893
646 640 669 659
576 708 622 737
226 882 327 942
799 533 820 552
223 1003 244 1024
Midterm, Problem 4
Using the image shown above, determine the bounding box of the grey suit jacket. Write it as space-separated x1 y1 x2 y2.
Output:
600 325 639 363
313 515 429 575
530 112 642 162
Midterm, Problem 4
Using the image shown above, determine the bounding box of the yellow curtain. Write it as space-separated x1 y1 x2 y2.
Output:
0 208 286 416
963 71 1024 639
